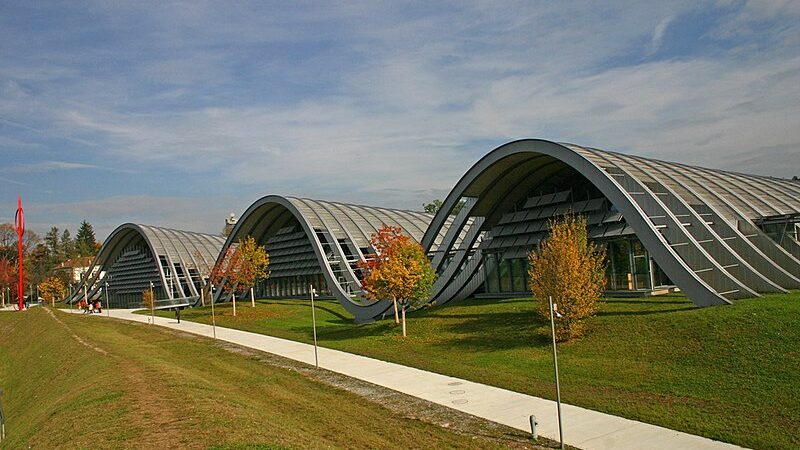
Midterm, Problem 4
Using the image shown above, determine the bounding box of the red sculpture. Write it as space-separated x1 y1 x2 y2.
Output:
15 197 24 311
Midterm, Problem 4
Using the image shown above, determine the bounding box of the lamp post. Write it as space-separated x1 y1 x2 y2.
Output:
310 284 319 368
14 197 24 312
149 281 155 325
549 296 564 450
105 280 110 317
209 282 217 339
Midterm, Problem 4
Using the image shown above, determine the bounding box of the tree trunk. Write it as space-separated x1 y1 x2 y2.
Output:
401 303 407 337
233 292 237 317
393 296 399 324
200 287 205 306
251 286 255 307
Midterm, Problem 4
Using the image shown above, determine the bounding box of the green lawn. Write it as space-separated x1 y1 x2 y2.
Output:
0 307 539 449
148 292 800 450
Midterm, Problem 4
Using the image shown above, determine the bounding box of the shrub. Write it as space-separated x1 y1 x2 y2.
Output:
142 289 154 309
528 214 606 341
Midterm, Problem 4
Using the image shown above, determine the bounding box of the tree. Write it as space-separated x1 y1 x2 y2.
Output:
423 199 443 214
75 220 97 257
358 225 436 337
0 257 15 306
0 224 15 264
45 226 60 260
210 236 270 315
423 199 466 216
27 243 53 288
142 289 154 309
60 229 75 260
236 236 270 307
39 276 67 306
0 223 15 247
528 214 607 342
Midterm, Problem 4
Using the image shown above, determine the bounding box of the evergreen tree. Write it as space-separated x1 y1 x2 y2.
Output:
60 229 75 260
45 226 60 263
75 220 97 257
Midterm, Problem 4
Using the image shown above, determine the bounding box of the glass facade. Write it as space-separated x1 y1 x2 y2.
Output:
604 237 655 291
258 273 332 298
482 254 530 295
482 236 670 295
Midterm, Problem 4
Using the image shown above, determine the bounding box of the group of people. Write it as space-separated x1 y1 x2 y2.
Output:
78 299 102 314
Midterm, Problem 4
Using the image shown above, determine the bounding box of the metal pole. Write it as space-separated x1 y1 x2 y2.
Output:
549 296 564 450
209 282 217 339
310 284 318 368
149 281 155 325
14 196 24 312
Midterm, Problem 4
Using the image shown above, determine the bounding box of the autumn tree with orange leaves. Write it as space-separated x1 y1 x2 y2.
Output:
210 236 270 316
528 214 606 341
358 225 436 337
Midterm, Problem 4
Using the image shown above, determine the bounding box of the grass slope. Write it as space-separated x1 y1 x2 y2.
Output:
151 292 800 449
0 307 535 449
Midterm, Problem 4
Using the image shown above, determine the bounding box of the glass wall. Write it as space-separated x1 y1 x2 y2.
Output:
604 237 652 291
258 273 331 298
482 254 530 295
482 236 664 295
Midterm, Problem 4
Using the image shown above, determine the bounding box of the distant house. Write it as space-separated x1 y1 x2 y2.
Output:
54 256 95 283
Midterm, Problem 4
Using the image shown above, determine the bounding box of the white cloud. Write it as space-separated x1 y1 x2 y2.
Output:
0 0 798 231
9 161 101 173
648 16 674 55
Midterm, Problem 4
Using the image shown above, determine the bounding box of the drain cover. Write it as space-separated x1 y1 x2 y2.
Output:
449 389 466 395
447 381 463 386
452 399 469 405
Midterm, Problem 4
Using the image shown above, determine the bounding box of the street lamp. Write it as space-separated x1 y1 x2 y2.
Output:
209 281 217 339
104 279 110 317
310 284 319 368
149 281 155 325
548 296 564 450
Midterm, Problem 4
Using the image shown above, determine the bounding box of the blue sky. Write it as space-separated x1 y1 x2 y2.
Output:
1 0 798 239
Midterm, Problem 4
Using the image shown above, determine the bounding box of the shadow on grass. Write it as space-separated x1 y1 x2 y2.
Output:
262 299 354 322
440 314 552 350
603 299 690 305
596 308 694 317
310 320 399 341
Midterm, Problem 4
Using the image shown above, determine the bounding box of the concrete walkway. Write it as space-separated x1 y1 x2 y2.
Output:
61 308 745 450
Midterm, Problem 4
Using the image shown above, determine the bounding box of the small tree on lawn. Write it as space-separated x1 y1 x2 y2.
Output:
211 245 241 315
358 225 436 337
142 289 154 309
40 276 67 306
210 236 269 316
236 236 270 308
528 214 606 342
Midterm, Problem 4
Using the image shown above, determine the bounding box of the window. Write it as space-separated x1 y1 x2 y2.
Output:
511 258 526 292
499 258 512 292
484 253 499 293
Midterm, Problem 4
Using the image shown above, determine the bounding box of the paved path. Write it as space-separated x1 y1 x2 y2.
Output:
61 308 745 450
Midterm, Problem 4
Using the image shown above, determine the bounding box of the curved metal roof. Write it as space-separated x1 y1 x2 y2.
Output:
73 139 798 321
423 139 800 309
68 223 226 304
216 196 453 321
